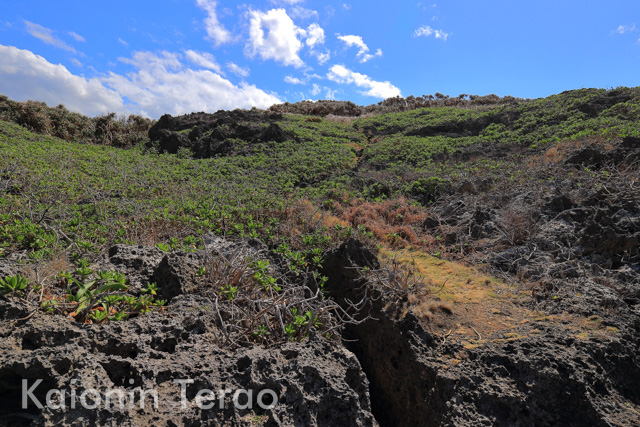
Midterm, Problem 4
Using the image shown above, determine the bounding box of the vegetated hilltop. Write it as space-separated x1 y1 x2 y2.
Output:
1 87 639 426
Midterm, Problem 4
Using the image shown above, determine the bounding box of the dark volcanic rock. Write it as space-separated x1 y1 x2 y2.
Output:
323 235 640 427
0 295 377 427
0 238 377 427
575 91 632 117
104 244 166 293
148 110 290 158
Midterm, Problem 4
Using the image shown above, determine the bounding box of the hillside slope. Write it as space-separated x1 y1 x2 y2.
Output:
1 87 639 426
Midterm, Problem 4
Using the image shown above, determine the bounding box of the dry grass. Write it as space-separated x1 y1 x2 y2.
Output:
330 197 429 247
536 135 614 166
18 255 73 286
117 218 197 246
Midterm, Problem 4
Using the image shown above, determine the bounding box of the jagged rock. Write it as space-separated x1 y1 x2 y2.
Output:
104 244 166 292
0 293 377 426
323 238 379 301
0 238 378 427
148 110 290 159
202 234 268 261
151 251 201 301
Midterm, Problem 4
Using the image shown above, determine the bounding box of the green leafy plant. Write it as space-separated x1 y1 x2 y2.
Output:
251 260 281 292
0 274 29 296
157 243 171 252
58 269 164 323
221 284 238 300
141 282 160 295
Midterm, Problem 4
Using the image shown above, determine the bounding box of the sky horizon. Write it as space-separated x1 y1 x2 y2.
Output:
0 0 639 118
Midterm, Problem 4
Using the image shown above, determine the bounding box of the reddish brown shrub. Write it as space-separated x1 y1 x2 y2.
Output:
330 197 428 246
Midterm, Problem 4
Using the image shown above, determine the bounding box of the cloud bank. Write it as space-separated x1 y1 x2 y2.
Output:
0 45 122 115
0 45 281 117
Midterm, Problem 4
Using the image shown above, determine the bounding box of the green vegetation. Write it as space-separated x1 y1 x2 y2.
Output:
0 274 29 296
1 86 640 327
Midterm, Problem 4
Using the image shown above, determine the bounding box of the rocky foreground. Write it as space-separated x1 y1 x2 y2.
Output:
1 229 639 426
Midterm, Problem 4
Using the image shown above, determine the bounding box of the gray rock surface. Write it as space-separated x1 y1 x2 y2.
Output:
0 238 377 427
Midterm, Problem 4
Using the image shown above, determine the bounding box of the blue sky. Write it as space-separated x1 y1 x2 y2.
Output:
0 0 638 117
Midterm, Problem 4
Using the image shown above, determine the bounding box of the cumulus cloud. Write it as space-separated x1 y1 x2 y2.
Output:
0 45 123 115
226 62 250 77
336 34 382 63
24 21 76 53
0 45 280 118
305 23 325 47
303 23 330 64
195 0 233 46
102 50 280 117
184 49 222 73
327 64 400 99
284 75 305 84
414 25 449 41
310 83 321 96
247 8 305 68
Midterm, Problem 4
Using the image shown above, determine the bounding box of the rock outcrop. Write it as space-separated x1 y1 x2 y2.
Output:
2 232 639 426
147 110 289 158
0 238 377 427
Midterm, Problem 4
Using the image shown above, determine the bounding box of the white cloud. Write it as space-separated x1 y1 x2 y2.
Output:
304 23 329 64
70 58 83 67
337 35 367 53
310 83 321 96
195 0 233 46
327 64 400 99
247 8 305 68
226 62 250 77
284 75 305 84
615 24 636 34
361 49 383 63
68 31 85 42
414 25 449 41
324 88 338 100
24 21 76 53
316 51 330 65
336 34 382 63
184 49 222 73
102 51 280 117
0 45 122 115
305 23 325 47
118 38 129 47
0 45 280 118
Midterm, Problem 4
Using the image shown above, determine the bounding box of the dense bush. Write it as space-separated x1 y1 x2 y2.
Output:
0 95 153 146
269 93 526 117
